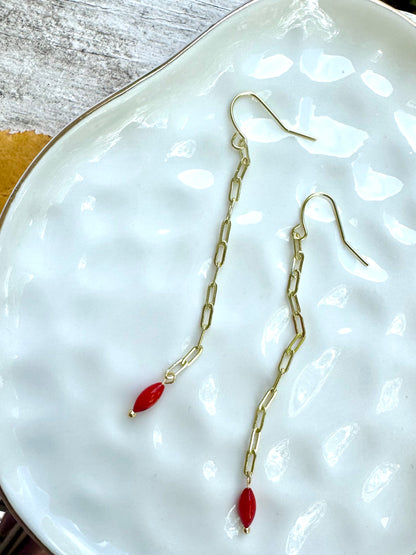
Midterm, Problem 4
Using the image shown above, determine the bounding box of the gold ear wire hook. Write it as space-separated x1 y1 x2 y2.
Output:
229 91 317 143
294 192 368 267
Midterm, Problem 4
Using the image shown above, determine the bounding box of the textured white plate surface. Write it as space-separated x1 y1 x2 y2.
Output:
1 0 416 554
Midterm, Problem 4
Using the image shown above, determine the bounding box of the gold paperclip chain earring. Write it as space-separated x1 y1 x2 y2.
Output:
237 192 369 533
128 93 315 417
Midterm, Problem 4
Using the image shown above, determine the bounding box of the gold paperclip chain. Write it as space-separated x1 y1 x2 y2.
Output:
162 91 316 387
243 224 305 484
163 132 250 385
243 192 368 485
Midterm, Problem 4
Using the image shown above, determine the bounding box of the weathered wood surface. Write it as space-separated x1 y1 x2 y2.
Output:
0 0 243 135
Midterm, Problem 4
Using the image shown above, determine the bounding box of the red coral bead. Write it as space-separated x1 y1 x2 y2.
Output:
133 382 165 412
238 487 256 530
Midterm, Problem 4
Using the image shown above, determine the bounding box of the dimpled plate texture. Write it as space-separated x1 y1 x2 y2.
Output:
1 0 416 554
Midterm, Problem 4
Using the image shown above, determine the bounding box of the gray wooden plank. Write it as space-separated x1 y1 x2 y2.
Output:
0 0 244 135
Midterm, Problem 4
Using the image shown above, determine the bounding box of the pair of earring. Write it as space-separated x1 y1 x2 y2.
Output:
128 92 369 533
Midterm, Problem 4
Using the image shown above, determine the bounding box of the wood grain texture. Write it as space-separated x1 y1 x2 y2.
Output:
0 0 244 135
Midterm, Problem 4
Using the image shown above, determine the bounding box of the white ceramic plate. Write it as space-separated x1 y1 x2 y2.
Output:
1 0 416 553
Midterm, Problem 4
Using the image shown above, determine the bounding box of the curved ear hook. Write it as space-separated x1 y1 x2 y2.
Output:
230 91 316 143
294 192 369 267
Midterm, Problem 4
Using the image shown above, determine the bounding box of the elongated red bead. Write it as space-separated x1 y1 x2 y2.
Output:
238 487 256 530
133 382 165 412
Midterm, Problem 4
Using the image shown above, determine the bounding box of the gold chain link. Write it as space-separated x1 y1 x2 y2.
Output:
241 191 369 484
163 133 250 385
243 230 306 483
162 92 317 387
